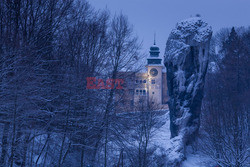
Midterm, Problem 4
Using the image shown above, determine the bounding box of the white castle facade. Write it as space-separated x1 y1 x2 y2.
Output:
116 41 169 112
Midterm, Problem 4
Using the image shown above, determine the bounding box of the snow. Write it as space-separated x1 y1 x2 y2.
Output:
164 17 212 65
175 69 186 92
152 111 215 167
151 111 184 165
175 108 191 127
152 111 171 149
147 57 162 59
33 155 43 165
182 146 216 167
187 80 194 93
166 135 185 165
173 17 212 43
208 61 219 73
145 64 164 67
150 44 160 48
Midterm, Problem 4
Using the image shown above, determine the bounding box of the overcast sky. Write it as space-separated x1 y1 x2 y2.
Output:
89 0 250 59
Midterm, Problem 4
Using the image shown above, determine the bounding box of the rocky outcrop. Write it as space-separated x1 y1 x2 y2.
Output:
164 17 212 166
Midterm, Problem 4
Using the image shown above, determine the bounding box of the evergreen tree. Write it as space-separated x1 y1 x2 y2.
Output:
201 27 249 167
221 27 249 94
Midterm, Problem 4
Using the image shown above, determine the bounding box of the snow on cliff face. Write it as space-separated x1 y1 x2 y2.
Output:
165 17 212 66
164 17 212 166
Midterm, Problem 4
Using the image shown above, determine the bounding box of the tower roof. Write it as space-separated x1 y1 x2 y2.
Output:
147 34 162 65
150 45 160 52
149 33 160 57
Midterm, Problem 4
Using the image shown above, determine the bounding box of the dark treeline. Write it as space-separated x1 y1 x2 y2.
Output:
200 27 250 167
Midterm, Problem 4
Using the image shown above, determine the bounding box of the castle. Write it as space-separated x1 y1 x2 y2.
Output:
116 40 169 112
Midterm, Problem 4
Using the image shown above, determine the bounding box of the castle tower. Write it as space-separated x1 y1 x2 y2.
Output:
146 38 163 105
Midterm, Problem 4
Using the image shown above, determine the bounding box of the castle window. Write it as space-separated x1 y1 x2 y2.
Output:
143 80 146 83
136 89 139 95
135 80 138 84
140 90 143 95
151 80 155 84
152 92 154 94
143 90 146 95
202 49 205 55
140 80 142 84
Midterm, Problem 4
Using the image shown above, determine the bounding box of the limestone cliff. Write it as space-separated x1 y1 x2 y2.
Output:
164 17 212 166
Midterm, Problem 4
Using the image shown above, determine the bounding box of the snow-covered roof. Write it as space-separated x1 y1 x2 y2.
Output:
150 44 160 48
145 64 164 67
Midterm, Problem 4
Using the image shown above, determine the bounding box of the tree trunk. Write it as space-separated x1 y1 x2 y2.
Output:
0 123 10 167
21 134 30 167
58 134 66 167
81 148 84 167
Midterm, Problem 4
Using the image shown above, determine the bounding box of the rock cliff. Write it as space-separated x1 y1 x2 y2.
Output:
164 17 212 166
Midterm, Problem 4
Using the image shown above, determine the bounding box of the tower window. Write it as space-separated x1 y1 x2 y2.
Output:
143 90 146 95
140 90 143 95
151 80 155 84
143 80 146 83
202 49 205 55
135 80 138 84
140 80 142 84
136 89 139 95
152 92 155 94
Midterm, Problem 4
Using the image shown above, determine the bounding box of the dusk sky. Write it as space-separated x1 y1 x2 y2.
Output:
90 0 250 59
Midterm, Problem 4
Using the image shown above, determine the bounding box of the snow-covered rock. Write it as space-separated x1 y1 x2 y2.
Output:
164 17 212 166
182 148 216 167
152 111 215 167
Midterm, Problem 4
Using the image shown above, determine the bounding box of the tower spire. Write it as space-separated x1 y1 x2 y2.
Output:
154 32 156 45
149 32 160 59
